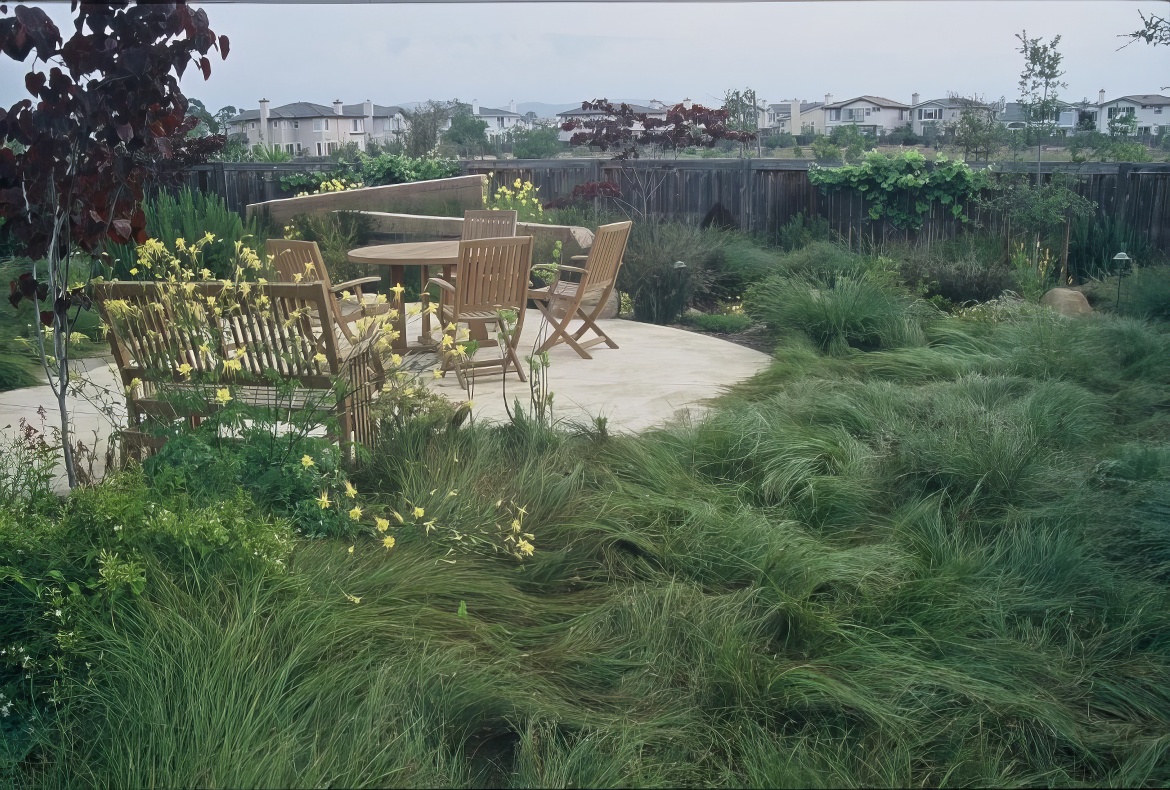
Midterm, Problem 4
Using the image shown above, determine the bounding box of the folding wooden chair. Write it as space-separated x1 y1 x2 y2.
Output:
529 220 631 359
266 239 389 343
428 235 533 382
462 209 518 240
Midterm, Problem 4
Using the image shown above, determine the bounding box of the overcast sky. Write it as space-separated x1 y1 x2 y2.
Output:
1 1 1167 112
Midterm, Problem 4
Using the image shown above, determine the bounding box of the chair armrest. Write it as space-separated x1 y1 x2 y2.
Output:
427 277 456 293
557 265 587 274
331 277 382 293
570 255 588 262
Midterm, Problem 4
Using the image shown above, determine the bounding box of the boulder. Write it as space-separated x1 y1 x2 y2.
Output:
1040 288 1093 317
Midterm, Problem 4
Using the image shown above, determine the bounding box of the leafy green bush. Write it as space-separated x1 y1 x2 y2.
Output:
700 231 783 303
102 187 266 279
747 272 926 354
775 211 831 251
620 221 720 324
889 236 1015 305
345 151 460 186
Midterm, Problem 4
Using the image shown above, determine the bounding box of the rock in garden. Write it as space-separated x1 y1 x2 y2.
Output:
1040 288 1093 317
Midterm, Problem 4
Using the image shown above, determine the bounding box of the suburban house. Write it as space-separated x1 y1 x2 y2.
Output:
555 100 672 143
996 100 1083 133
227 100 402 156
344 102 407 146
767 100 825 136
908 95 996 137
459 100 530 138
1096 92 1169 135
822 95 910 136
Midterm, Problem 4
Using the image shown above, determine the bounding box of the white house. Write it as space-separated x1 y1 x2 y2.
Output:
822 95 910 136
555 100 671 143
997 99 1086 134
440 100 531 139
908 94 997 137
767 100 825 136
227 100 396 157
1097 92 1170 135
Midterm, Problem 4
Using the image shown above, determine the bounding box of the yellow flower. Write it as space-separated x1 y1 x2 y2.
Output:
200 268 212 280
455 344 467 355
301 455 315 469
348 545 354 554
313 352 327 364
382 535 396 550
413 506 425 519
514 178 522 188
390 283 405 298
129 267 139 276
176 363 192 378
392 510 405 524
440 334 454 348
344 593 361 604
517 538 535 557
375 517 390 532
349 505 363 521
425 301 437 315
317 491 331 509
293 272 303 283
215 387 232 405
222 358 242 374
432 369 443 379
344 481 358 498
390 353 403 367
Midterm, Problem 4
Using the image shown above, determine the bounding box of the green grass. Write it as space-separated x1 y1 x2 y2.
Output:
0 260 106 392
7 271 1170 787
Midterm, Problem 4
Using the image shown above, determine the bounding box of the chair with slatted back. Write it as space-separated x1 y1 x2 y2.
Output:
462 209 518 240
427 235 533 382
93 279 384 463
266 239 389 343
529 220 631 359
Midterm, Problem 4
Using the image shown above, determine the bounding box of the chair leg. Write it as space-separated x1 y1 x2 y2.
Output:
534 300 593 359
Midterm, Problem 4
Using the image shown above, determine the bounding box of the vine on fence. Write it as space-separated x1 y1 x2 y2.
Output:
808 151 988 232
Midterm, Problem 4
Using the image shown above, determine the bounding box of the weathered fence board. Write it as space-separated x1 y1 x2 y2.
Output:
462 159 1170 253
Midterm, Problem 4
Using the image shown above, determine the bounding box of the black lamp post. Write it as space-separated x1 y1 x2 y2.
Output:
1113 251 1132 311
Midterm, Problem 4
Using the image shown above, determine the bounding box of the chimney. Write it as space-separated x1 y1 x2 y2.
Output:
1098 88 1106 105
509 99 516 114
683 97 693 110
790 100 801 133
333 99 343 115
258 98 270 146
911 92 920 106
363 99 374 139
472 98 479 115
824 93 833 106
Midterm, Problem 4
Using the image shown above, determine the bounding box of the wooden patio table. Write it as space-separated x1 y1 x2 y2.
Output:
347 240 460 349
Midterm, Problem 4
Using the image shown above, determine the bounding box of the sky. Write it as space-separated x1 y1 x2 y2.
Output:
0 1 1167 114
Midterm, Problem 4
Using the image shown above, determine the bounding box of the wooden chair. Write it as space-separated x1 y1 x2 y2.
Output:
93 279 385 461
462 209 518 240
428 235 533 382
529 220 632 359
266 239 389 343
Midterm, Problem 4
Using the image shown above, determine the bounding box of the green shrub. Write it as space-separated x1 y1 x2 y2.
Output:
747 272 925 354
681 311 753 333
890 236 1015 305
701 231 783 303
620 221 720 324
775 211 831 251
102 188 266 279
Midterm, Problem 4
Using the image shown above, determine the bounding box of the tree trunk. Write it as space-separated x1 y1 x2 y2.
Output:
54 304 78 489
1060 213 1071 285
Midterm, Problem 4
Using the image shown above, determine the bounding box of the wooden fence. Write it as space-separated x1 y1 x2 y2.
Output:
461 159 1170 253
180 162 337 216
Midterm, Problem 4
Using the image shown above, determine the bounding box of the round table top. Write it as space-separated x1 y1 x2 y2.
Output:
347 240 460 267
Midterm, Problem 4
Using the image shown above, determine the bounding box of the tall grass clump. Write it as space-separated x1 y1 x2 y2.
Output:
620 220 720 323
102 187 266 279
747 271 927 355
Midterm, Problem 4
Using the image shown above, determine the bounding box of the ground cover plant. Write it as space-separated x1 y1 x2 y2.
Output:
5 230 1170 787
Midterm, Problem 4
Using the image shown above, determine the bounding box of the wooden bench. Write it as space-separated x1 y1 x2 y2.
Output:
93 279 385 461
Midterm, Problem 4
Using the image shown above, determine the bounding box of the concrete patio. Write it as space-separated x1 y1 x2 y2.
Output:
0 312 771 492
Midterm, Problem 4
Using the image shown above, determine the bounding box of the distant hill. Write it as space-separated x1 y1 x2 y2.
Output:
516 102 580 119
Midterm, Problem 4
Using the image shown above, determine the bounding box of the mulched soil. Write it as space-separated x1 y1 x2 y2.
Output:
667 323 774 354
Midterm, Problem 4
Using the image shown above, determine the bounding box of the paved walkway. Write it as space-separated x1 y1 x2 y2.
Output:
0 312 771 491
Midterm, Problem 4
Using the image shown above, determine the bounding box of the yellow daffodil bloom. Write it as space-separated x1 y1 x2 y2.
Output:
348 505 363 521
382 535 396 550
301 455 315 469
348 545 354 554
176 363 192 378
215 387 232 405
517 539 535 557
375 517 390 532
317 491 331 509
313 352 327 364
413 506 425 519
344 481 358 498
